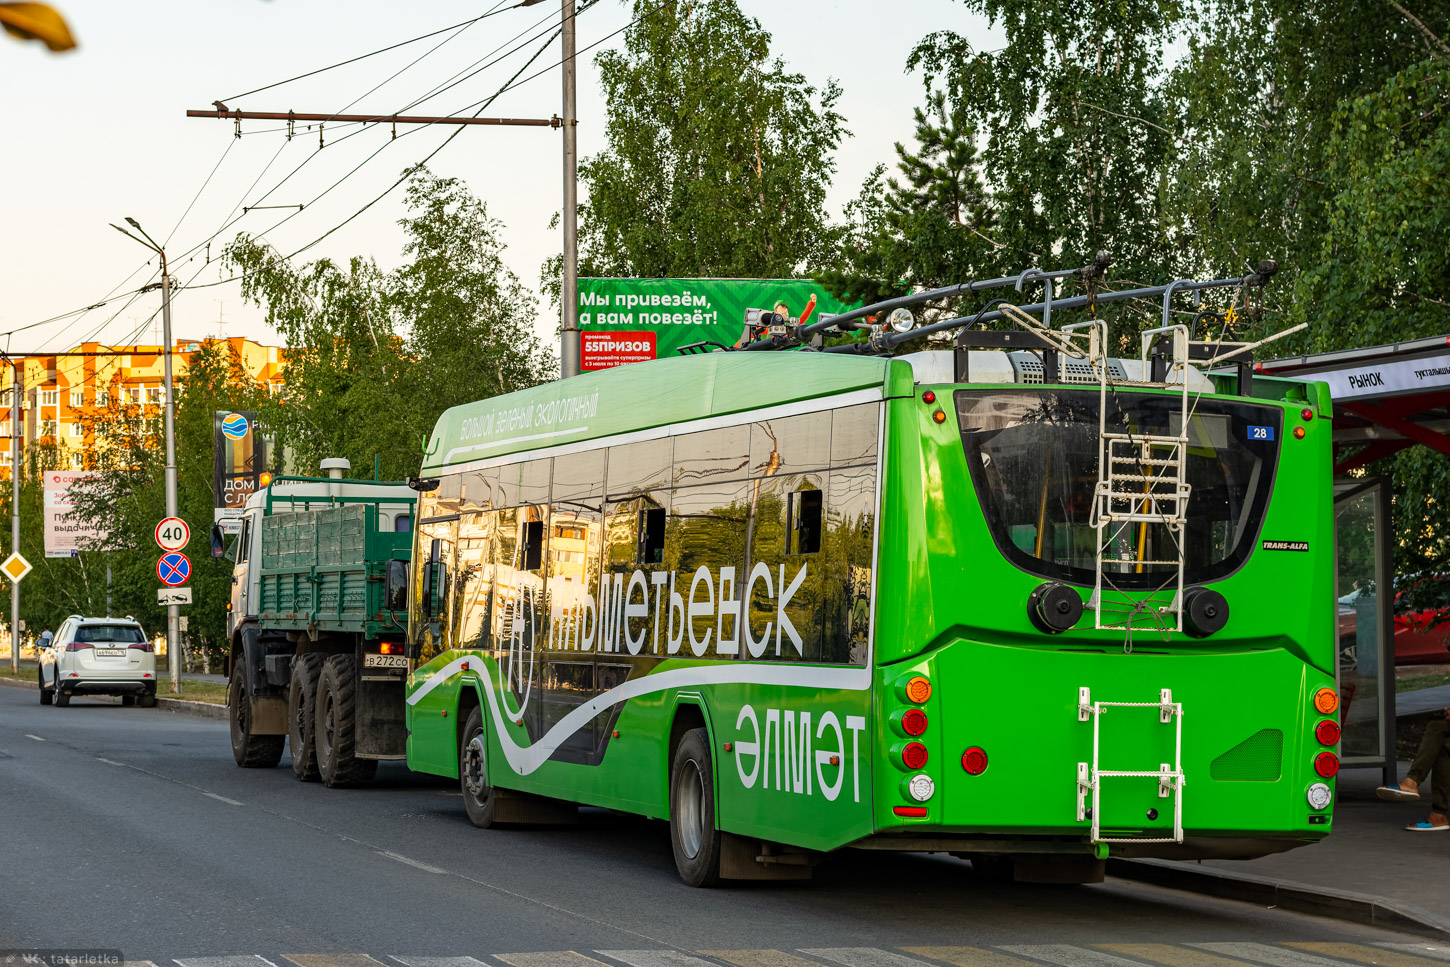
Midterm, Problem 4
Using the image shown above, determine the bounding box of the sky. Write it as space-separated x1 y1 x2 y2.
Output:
0 0 1000 358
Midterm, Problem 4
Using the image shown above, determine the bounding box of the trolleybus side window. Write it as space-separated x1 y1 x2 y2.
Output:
669 478 751 657
750 411 831 478
410 498 458 665
675 424 749 485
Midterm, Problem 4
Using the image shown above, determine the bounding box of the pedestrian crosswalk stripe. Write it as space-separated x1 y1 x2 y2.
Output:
1287 943 1450 967
1373 948 1450 964
597 952 722 967
177 957 282 967
999 946 1159 967
1191 943 1373 967
499 954 614 967
902 948 1042 967
392 959 492 967
701 949 825 967
123 962 160 967
1096 944 1258 967
285 956 390 967
801 948 936 967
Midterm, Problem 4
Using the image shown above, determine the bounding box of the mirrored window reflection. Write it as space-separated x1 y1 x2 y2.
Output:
495 459 552 508
410 515 457 665
674 425 749 487
453 512 497 653
460 468 501 513
831 402 880 468
554 450 606 502
436 473 465 515
606 438 673 497
823 465 876 665
750 412 831 479
668 481 750 658
744 473 826 662
493 505 548 731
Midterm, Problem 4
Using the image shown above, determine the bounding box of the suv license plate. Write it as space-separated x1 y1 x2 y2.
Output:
364 654 407 669
95 648 128 658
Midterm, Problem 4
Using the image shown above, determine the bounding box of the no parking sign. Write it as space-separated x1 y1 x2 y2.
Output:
157 552 191 587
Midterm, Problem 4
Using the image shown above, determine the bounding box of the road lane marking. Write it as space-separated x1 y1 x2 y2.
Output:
1190 944 1365 967
904 948 1042 967
392 959 492 967
999 946 1159 967
376 850 448 874
701 951 828 967
98 757 125 766
1374 949 1450 964
1288 944 1450 967
25 733 44 741
598 952 724 967
177 958 282 967
801 950 936 967
1096 945 1257 967
202 792 244 806
500 955 616 967
286 956 390 967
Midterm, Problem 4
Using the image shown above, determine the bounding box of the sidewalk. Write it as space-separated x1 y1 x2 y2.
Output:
1113 762 1450 937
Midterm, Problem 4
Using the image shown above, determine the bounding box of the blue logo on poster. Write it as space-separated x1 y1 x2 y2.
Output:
221 413 249 440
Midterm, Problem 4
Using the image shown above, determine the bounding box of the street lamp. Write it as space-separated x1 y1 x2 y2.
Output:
111 218 181 695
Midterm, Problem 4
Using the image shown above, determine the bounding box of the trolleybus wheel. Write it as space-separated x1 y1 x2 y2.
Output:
288 653 323 782
314 654 377 787
229 660 285 768
669 727 721 887
460 705 496 828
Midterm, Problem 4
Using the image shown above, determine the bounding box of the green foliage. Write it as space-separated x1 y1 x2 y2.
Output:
578 0 847 280
226 168 554 480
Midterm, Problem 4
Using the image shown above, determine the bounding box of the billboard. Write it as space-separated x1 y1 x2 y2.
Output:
213 410 271 532
577 278 858 370
44 470 108 557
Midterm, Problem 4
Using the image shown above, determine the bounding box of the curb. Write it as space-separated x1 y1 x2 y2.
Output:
1109 857 1450 939
0 674 226 720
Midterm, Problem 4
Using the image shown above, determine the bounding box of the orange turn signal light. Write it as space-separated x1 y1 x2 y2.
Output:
1313 687 1339 715
903 675 932 704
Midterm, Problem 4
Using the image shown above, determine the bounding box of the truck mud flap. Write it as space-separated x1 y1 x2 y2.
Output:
356 675 407 758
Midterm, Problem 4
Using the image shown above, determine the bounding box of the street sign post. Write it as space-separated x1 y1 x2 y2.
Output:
2 552 32 584
156 552 191 587
155 517 190 552
157 587 193 606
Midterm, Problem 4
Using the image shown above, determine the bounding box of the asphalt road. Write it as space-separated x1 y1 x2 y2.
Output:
0 685 1441 966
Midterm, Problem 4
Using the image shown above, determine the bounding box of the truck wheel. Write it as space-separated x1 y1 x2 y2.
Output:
288 653 323 781
38 667 52 705
315 655 377 787
460 705 496 828
229 659 284 768
669 727 721 887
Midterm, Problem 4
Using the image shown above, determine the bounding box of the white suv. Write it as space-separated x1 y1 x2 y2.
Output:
39 616 157 707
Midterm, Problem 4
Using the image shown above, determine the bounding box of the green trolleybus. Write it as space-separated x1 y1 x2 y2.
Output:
402 265 1340 885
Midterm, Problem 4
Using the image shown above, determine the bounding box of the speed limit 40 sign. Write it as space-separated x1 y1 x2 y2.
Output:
155 517 191 552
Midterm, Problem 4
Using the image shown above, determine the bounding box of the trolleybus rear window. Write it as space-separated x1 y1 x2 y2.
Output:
956 389 1281 590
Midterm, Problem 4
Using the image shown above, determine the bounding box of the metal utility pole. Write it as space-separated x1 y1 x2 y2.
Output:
112 218 181 694
9 365 19 675
560 0 581 378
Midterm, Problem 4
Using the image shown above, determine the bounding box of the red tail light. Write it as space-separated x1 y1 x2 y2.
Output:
129 642 154 653
893 806 928 818
1314 751 1340 778
902 742 929 770
961 746 989 775
66 641 93 652
901 709 928 736
1315 720 1340 746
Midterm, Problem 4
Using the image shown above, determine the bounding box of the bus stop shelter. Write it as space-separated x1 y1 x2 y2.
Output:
1258 334 1450 782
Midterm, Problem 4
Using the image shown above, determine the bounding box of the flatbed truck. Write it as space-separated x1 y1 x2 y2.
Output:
224 461 415 785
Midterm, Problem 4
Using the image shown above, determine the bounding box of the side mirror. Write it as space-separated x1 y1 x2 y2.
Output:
210 525 225 559
385 559 409 612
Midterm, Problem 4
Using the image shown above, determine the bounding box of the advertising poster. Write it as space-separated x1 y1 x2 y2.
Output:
213 411 271 533
577 278 858 371
43 470 107 557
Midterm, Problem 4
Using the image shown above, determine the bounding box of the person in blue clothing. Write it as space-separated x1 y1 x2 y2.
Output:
1378 706 1450 831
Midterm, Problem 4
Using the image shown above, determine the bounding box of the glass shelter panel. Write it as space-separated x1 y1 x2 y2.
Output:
1335 481 1388 764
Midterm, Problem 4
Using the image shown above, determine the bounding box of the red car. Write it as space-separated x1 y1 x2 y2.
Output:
1338 574 1450 667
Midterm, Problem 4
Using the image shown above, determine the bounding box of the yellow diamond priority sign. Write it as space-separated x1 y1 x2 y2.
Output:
1 552 31 584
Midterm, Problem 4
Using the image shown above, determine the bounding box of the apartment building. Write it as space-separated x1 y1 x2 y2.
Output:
0 336 286 478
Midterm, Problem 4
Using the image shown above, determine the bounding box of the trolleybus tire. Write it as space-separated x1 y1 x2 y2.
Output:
460 705 497 828
288 653 323 782
38 667 51 705
229 660 285 768
314 654 377 787
669 727 722 888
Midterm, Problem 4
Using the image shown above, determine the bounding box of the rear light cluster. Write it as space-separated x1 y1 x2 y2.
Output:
922 389 946 425
130 641 155 653
1309 687 1340 806
66 642 91 652
892 673 935 817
